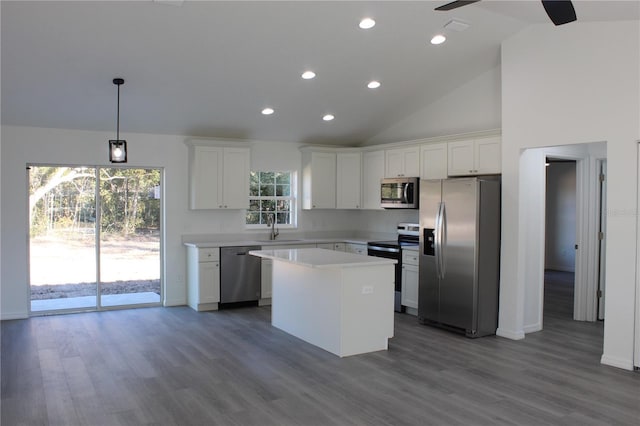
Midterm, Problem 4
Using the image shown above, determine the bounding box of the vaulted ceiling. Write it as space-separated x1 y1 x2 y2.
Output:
2 1 638 146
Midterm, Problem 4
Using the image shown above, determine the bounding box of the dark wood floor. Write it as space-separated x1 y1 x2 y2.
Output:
2 276 639 425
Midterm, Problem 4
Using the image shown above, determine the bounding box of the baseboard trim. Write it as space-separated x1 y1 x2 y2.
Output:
523 323 542 333
496 327 525 340
601 354 634 371
163 298 186 307
1 311 29 321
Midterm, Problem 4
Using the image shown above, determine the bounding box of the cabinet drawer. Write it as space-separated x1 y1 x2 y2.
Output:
198 248 220 262
402 250 419 265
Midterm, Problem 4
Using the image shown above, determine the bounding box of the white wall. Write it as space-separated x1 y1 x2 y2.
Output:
0 125 413 319
545 162 576 272
500 21 640 370
365 66 501 145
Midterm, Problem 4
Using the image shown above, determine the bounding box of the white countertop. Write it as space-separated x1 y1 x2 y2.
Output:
249 248 397 269
184 237 372 248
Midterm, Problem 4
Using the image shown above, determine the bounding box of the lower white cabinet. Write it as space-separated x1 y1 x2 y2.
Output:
345 243 367 255
317 242 345 251
401 249 419 313
187 246 220 311
260 259 273 303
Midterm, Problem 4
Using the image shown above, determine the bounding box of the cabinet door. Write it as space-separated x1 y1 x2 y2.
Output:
336 152 362 209
402 146 420 177
332 243 346 251
362 150 385 210
199 261 220 304
261 259 273 299
401 264 419 309
190 146 222 209
448 140 475 176
345 243 367 255
421 143 448 180
385 149 405 178
474 137 501 174
221 147 250 209
310 152 337 208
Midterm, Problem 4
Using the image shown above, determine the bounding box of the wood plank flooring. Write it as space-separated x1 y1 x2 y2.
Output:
2 275 639 425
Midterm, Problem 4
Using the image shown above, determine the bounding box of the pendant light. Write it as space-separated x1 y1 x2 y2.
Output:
109 78 127 163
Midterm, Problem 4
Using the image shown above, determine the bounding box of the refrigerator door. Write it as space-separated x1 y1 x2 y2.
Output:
439 178 478 331
418 179 442 323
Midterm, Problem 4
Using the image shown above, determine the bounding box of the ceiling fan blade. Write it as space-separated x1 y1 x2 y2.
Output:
541 0 577 25
435 0 481 12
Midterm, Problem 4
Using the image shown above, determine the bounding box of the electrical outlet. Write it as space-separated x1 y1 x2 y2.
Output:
362 285 373 295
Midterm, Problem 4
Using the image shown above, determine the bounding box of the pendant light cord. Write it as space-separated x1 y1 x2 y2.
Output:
116 82 120 141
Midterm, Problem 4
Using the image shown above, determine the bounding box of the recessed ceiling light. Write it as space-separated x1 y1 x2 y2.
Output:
322 114 335 122
301 71 316 80
261 107 275 116
431 34 447 45
359 18 376 29
367 80 381 89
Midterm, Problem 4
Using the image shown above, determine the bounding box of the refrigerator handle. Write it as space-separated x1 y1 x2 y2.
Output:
440 202 447 279
435 202 444 280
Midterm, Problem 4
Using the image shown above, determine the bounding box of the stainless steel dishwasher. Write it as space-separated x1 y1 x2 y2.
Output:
220 246 262 304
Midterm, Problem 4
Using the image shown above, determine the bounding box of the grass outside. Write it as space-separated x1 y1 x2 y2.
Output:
30 232 160 300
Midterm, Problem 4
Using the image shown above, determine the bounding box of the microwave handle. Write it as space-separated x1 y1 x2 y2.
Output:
403 183 408 202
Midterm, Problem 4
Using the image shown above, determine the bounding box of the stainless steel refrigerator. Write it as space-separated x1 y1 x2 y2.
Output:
418 177 501 337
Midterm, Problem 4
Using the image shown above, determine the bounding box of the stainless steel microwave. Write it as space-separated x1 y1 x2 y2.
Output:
381 177 419 209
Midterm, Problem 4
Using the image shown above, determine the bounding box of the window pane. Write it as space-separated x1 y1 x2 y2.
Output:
249 171 259 196
276 200 290 211
260 184 274 197
276 172 290 185
261 172 275 184
276 212 290 224
260 212 274 224
249 200 260 211
276 185 290 197
246 212 260 224
261 200 275 211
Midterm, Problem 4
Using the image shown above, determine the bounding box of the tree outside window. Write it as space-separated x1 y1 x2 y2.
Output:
246 171 296 227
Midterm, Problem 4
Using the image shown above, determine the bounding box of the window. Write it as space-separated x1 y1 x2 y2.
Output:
246 171 296 227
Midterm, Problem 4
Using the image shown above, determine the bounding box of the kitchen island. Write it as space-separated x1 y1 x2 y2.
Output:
249 248 396 357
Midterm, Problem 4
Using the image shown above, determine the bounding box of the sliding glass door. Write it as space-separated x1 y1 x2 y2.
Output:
29 165 162 313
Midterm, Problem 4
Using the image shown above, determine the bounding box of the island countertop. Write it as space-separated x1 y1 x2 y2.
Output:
249 248 397 269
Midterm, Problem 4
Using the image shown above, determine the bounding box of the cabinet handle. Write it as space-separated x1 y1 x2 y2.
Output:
219 205 223 208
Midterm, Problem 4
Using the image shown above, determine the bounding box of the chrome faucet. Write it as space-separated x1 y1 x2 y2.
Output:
267 213 279 240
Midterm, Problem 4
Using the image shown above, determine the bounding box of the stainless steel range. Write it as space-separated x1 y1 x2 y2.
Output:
367 223 419 312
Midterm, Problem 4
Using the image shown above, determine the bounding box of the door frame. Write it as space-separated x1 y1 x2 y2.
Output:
520 143 605 333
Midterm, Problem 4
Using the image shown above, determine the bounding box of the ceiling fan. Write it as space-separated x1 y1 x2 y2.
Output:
435 0 577 26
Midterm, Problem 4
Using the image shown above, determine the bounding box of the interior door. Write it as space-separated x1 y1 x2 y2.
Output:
439 178 478 330
597 160 607 320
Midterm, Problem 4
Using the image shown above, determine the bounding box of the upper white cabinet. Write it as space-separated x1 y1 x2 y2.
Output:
301 149 337 209
448 136 501 176
420 143 448 180
385 146 420 178
336 151 362 209
362 150 385 210
187 140 250 210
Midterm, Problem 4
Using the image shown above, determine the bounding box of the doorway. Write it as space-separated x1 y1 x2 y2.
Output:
28 165 162 313
544 159 577 320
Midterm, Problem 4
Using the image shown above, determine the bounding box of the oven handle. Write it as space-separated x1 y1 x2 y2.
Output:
367 245 400 254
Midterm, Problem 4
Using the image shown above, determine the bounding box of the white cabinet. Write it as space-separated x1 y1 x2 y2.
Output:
420 143 448 180
345 243 367 256
401 249 419 314
317 242 345 251
362 150 385 210
187 142 250 210
260 258 273 304
186 247 220 311
385 146 420 178
336 152 362 209
301 150 337 209
448 136 501 176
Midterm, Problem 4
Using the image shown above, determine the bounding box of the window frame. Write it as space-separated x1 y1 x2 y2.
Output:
245 170 297 229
